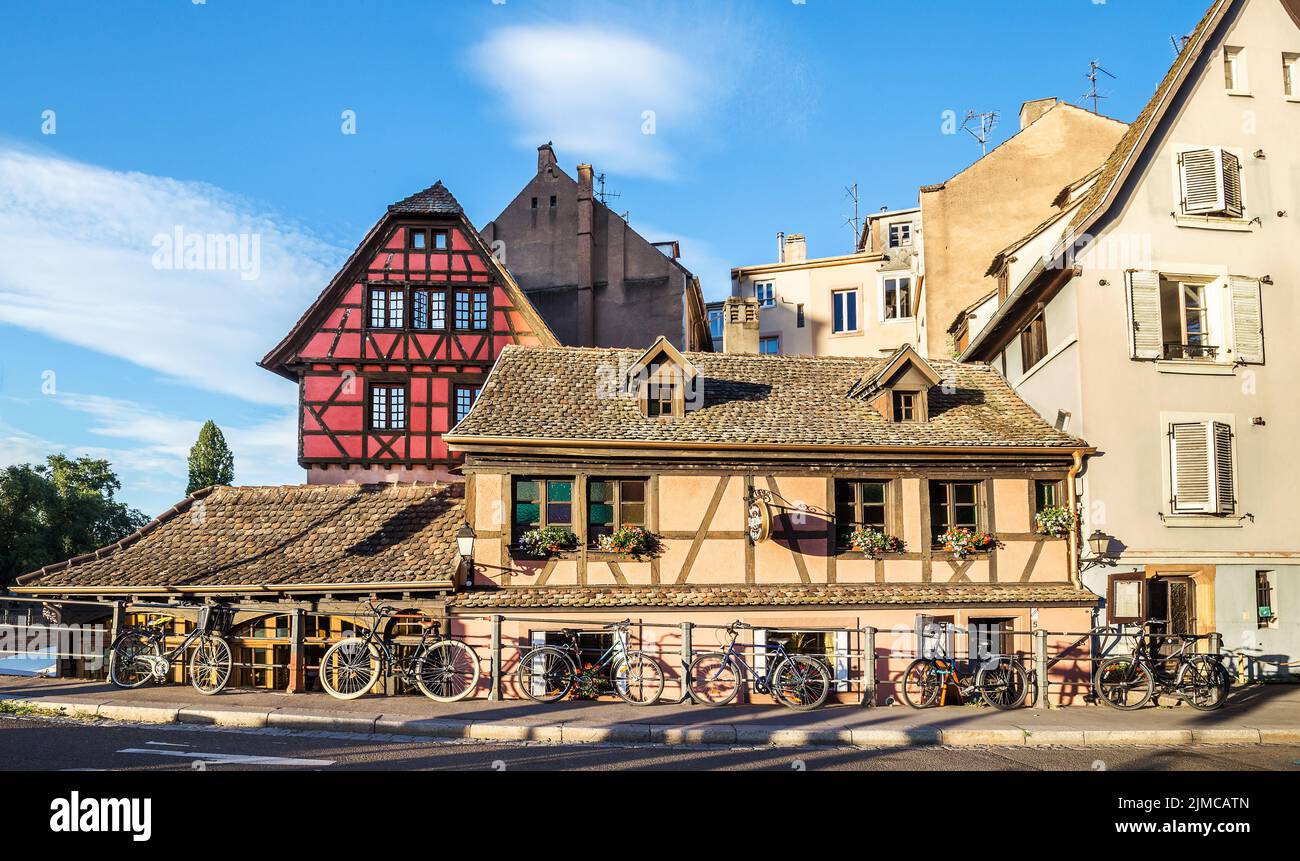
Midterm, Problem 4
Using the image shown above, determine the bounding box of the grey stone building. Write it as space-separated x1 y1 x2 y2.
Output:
480 143 713 351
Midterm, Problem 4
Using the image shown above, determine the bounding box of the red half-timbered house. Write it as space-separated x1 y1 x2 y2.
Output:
260 181 557 484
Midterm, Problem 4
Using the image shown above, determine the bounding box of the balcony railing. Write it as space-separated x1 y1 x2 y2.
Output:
1163 341 1219 361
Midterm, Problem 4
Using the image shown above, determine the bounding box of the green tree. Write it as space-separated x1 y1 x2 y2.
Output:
186 419 235 494
0 455 148 588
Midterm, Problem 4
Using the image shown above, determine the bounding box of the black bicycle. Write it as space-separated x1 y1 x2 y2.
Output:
319 602 480 702
687 621 833 710
900 623 1029 710
108 603 234 695
1094 620 1229 711
516 619 665 705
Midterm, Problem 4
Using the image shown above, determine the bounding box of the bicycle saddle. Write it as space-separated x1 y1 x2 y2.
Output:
560 628 580 637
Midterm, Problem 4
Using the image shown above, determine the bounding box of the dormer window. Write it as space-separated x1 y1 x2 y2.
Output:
646 382 677 418
892 391 917 422
408 228 428 250
624 335 701 419
849 343 940 424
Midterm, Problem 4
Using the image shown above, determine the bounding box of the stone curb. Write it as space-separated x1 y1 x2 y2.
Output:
3 696 1296 749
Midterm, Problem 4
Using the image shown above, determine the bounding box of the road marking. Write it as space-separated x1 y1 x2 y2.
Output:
116 748 334 767
145 741 190 747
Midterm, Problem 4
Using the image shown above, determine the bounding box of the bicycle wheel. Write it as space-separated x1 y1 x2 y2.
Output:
900 659 941 708
188 635 232 695
1094 656 1153 710
611 652 665 706
1180 656 1230 711
975 658 1028 710
109 632 160 689
771 655 832 711
319 637 380 700
687 652 740 706
414 639 481 703
515 645 576 703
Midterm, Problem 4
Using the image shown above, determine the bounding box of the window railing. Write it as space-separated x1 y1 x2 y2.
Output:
1163 342 1219 361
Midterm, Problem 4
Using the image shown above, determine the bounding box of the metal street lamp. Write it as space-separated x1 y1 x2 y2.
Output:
1082 530 1114 570
457 524 476 587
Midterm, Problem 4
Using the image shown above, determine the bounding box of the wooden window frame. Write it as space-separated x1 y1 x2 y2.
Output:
510 477 576 542
928 479 984 547
643 381 678 418
833 478 892 550
586 477 649 546
892 391 916 423
452 383 481 424
888 221 913 248
407 228 429 251
1032 478 1065 515
453 288 490 332
368 383 408 431
411 287 447 331
367 285 406 331
431 228 450 251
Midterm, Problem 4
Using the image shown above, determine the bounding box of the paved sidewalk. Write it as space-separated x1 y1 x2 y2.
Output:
3 676 1299 748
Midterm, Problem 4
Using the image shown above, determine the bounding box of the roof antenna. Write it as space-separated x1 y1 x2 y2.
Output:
1170 34 1192 55
961 110 1000 157
1084 60 1116 114
842 183 862 252
595 172 621 207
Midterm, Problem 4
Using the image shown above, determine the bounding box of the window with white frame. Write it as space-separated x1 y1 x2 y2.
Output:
1124 271 1264 364
1224 46 1248 94
832 288 858 333
881 276 913 320
755 628 849 692
1168 420 1236 515
1283 53 1300 99
753 281 775 308
1177 146 1244 219
708 308 724 340
888 221 913 248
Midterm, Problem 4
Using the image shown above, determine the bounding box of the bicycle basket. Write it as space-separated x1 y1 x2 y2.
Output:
197 604 234 636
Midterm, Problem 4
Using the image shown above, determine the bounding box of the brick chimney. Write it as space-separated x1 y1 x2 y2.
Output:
538 141 557 174
782 233 807 264
722 296 760 354
1018 98 1058 130
576 163 596 346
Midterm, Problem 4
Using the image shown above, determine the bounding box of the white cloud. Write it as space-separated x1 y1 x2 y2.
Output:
0 393 301 514
0 146 342 405
469 25 708 179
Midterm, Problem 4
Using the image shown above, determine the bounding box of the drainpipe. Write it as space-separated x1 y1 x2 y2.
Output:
1067 449 1084 587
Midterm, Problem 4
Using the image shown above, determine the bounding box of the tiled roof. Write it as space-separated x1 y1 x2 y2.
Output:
1068 1 1228 230
450 583 1098 609
447 345 1084 449
16 484 464 593
389 180 464 215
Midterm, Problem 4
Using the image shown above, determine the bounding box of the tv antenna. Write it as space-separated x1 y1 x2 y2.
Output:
1084 60 1116 113
1170 33 1192 55
843 183 862 251
595 172 622 207
961 110 1000 157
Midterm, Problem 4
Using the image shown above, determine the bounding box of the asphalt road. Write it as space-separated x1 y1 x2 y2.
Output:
3 714 1299 771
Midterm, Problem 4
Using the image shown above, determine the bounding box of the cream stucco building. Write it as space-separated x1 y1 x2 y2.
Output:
964 0 1300 679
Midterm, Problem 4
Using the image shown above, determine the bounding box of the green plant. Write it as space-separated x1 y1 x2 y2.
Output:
571 663 608 700
594 525 656 555
1034 505 1075 538
938 527 999 560
847 527 905 558
517 526 578 557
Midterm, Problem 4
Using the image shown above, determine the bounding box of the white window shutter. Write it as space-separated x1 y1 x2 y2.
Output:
1212 422 1236 515
1179 148 1226 215
1170 422 1214 513
752 628 767 677
1229 276 1264 363
529 630 547 698
835 630 850 692
1126 270 1163 359
1220 150 1244 218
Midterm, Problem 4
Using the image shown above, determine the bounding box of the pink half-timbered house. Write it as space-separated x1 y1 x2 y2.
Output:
260 182 557 484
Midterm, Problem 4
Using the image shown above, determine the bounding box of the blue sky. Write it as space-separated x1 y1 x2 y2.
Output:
0 0 1208 515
